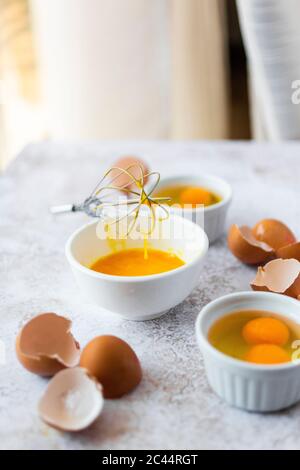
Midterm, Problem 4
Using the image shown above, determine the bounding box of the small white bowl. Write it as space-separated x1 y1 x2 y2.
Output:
66 215 208 321
149 174 232 244
196 292 300 412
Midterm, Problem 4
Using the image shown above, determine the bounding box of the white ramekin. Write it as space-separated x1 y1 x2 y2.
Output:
196 292 300 412
148 174 232 244
66 215 208 321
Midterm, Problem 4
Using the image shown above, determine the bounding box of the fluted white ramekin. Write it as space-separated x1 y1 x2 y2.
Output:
196 292 300 412
148 174 232 244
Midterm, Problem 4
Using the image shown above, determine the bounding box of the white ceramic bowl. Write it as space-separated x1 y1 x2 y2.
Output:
196 292 300 412
148 174 232 244
66 215 208 321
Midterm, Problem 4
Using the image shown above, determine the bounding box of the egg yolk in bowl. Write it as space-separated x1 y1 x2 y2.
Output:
208 310 300 365
245 344 290 365
242 317 289 346
90 248 185 277
154 184 221 208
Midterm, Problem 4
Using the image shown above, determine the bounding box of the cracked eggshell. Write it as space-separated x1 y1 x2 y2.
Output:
110 156 149 191
80 335 142 399
251 258 300 299
39 367 103 432
16 313 80 376
252 219 296 250
227 224 274 265
276 242 300 261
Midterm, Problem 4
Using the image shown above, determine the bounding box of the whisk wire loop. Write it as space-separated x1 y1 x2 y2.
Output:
50 163 171 236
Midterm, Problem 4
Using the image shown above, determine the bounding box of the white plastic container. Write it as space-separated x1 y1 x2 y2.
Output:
196 291 300 412
66 215 208 321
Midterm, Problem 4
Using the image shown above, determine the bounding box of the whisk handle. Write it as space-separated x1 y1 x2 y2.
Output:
50 204 77 214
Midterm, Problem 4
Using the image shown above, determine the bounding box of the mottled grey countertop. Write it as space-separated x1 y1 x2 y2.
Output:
1 140 300 450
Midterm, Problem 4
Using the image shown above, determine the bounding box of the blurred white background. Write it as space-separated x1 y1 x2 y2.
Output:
0 0 239 169
1 0 300 170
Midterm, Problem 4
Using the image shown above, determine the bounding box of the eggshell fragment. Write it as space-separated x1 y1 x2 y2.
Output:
227 224 274 265
251 258 300 299
16 313 80 376
276 242 300 262
252 219 296 250
39 368 103 432
110 156 149 191
80 335 142 399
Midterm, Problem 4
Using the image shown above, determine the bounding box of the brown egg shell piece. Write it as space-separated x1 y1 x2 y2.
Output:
16 313 80 376
276 242 300 262
80 335 142 399
251 258 300 299
38 367 104 432
227 224 274 265
109 156 149 192
252 219 296 250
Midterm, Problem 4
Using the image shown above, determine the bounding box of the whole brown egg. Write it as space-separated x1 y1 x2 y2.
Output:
80 335 142 399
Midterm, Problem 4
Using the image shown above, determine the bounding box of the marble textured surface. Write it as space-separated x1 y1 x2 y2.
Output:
1 140 300 450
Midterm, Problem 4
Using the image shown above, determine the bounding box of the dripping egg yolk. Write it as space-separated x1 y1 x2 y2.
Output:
245 344 290 365
179 187 212 207
242 317 289 346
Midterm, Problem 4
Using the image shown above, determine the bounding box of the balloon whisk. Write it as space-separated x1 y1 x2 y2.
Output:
50 164 170 235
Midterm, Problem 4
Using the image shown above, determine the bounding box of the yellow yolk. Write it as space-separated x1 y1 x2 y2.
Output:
245 344 290 365
242 317 290 346
90 248 185 276
179 187 212 207
154 184 220 207
208 310 298 364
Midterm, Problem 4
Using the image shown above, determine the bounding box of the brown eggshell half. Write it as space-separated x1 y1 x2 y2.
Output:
252 219 296 250
109 156 149 192
251 258 300 299
39 367 104 432
227 224 274 265
80 335 142 399
276 242 300 262
16 313 80 376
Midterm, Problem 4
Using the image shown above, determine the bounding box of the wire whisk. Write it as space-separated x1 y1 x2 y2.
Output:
50 164 170 236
